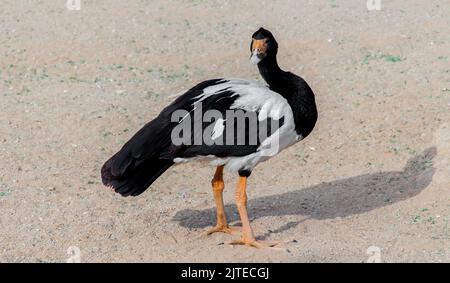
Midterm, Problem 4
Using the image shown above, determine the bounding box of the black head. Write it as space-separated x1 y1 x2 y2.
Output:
250 27 278 65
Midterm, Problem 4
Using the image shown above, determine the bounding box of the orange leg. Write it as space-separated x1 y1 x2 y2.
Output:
206 166 239 235
229 176 278 248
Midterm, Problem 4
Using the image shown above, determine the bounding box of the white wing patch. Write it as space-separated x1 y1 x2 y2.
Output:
211 118 225 140
199 79 288 114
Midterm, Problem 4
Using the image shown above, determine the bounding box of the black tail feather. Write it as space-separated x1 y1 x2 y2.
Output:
101 155 173 197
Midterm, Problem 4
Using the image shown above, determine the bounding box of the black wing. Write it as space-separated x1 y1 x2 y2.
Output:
101 78 282 196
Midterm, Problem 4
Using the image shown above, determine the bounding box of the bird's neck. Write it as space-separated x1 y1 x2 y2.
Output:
258 56 292 100
257 55 285 93
258 54 318 139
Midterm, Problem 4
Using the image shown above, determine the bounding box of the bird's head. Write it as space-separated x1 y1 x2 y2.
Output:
250 27 278 65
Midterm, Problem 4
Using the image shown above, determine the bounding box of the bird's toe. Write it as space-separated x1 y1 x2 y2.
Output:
228 238 282 249
206 225 241 236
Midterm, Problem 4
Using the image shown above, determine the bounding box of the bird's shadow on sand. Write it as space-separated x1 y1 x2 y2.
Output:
172 147 436 238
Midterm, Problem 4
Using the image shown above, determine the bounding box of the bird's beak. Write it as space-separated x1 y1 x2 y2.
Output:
250 50 263 65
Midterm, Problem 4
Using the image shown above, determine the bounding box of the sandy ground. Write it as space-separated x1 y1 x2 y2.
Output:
0 0 449 263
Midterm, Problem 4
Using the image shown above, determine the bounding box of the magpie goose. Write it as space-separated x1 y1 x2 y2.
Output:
101 28 318 248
